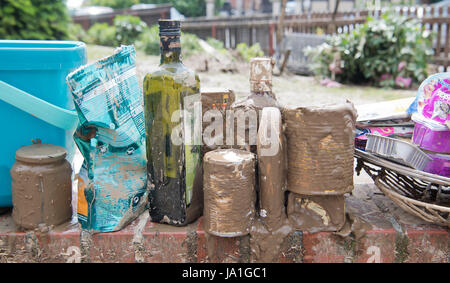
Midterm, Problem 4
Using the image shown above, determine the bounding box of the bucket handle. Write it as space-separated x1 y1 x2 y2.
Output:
0 80 78 130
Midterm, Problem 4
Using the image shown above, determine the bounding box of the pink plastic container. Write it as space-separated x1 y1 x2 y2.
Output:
424 152 450 177
412 121 450 153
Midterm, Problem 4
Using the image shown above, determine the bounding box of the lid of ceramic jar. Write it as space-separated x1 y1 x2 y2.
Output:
15 144 67 164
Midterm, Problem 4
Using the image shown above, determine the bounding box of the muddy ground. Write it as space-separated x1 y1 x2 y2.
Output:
87 45 416 107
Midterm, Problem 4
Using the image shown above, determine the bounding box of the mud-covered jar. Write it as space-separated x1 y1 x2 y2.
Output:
11 143 72 230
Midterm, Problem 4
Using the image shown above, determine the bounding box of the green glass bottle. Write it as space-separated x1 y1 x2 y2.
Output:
143 20 203 226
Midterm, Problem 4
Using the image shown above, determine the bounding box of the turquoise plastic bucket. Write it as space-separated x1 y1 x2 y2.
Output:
0 40 87 207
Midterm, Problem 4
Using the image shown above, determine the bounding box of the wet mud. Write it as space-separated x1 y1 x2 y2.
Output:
230 57 280 152
249 218 293 262
335 212 373 240
231 94 280 153
257 107 287 231
282 102 357 195
201 89 236 155
249 57 275 97
203 101 362 262
287 193 346 233
11 144 72 230
203 149 256 237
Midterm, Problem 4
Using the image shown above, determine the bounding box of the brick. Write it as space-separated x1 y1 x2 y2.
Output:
405 229 449 263
278 231 304 263
1 188 448 263
0 233 28 263
196 218 207 262
202 233 243 263
354 229 397 263
303 232 348 263
46 232 81 263
90 232 136 263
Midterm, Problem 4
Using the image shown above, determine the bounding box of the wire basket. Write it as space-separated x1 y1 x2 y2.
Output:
355 149 450 228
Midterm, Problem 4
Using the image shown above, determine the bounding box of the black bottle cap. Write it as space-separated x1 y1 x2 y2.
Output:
159 19 181 36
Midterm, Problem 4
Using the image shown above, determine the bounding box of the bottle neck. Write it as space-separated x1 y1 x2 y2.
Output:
161 50 181 64
250 82 272 96
251 90 272 96
160 34 182 64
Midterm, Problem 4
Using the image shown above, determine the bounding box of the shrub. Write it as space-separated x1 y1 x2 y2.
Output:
0 0 70 40
181 32 202 57
236 43 264 62
304 42 335 79
206 37 225 50
136 25 160 55
68 23 88 42
87 23 117 46
137 25 202 58
86 15 146 46
304 11 434 88
114 15 147 45
206 37 229 55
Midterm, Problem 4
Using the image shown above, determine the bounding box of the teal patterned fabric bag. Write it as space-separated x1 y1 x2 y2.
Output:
67 45 148 233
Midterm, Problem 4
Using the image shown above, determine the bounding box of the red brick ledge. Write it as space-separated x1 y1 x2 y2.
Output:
0 214 448 263
0 184 448 263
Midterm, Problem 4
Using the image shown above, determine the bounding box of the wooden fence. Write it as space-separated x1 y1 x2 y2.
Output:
182 5 450 68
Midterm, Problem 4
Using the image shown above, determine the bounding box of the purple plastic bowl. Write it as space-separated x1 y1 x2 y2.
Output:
424 152 450 177
412 122 450 153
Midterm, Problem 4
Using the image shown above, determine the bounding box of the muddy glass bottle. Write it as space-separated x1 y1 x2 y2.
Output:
249 57 278 107
143 20 202 226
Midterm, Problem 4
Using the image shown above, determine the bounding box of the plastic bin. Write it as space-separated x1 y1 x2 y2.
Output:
412 121 450 154
424 152 450 177
0 40 86 207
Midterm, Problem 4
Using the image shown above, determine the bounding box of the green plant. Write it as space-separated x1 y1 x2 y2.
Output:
181 32 202 57
87 23 117 46
137 25 202 58
206 37 224 49
304 11 434 88
136 25 160 55
304 42 334 80
114 15 147 45
68 23 88 42
85 15 147 46
0 0 70 40
206 37 229 55
236 43 264 62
